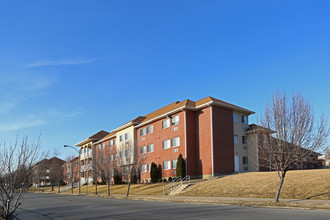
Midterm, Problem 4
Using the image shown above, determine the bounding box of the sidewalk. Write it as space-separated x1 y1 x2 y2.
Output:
85 193 330 210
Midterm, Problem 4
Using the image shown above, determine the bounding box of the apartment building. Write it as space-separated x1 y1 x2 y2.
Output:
90 96 254 181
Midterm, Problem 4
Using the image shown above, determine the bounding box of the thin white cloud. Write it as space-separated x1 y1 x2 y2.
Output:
26 58 95 68
0 119 47 131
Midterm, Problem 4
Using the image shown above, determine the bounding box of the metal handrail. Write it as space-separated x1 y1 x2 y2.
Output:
163 175 190 195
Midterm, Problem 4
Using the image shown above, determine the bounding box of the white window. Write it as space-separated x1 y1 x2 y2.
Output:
172 159 177 169
98 145 101 150
171 115 179 125
125 132 130 140
114 154 117 160
147 144 154 153
147 163 151 172
172 137 180 147
109 140 113 146
241 115 247 124
110 155 113 161
140 128 146 136
233 113 238 123
141 164 147 173
113 139 116 145
163 139 171 149
140 146 147 154
147 125 153 134
163 160 171 170
119 135 123 142
162 119 170 129
101 143 105 149
234 135 238 144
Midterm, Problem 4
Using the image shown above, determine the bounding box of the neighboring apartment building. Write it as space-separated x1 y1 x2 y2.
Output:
33 157 65 187
91 96 254 181
245 124 323 171
75 130 109 184
63 157 79 185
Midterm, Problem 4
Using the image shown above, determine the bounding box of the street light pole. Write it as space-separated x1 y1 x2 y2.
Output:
64 145 81 195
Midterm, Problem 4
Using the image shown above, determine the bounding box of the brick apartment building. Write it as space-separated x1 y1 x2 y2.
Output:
72 96 254 183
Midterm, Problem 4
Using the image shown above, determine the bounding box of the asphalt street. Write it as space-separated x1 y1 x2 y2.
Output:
17 193 329 220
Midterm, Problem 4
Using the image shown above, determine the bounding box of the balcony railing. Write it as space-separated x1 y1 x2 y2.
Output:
80 151 92 160
80 163 92 172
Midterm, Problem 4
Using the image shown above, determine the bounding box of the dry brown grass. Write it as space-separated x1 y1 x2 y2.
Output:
60 182 168 196
180 169 330 200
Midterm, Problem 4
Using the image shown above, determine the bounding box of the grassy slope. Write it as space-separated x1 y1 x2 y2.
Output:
179 169 330 200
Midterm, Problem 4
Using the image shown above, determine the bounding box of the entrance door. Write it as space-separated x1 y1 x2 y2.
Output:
234 156 239 172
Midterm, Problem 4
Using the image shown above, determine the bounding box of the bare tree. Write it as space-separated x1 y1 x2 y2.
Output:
251 91 329 202
96 147 117 196
116 139 142 197
0 136 42 219
48 149 64 192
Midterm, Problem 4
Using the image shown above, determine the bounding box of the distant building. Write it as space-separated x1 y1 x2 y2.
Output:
33 157 65 187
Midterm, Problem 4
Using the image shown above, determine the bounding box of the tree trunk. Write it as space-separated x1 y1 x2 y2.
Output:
275 170 287 202
51 184 54 191
58 183 60 193
126 181 131 197
107 183 110 196
95 181 98 196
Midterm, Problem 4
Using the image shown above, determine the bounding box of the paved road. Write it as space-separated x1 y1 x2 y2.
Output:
17 193 329 220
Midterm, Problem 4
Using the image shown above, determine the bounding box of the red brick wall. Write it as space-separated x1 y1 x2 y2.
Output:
195 107 213 176
212 106 234 174
185 110 197 176
137 111 185 179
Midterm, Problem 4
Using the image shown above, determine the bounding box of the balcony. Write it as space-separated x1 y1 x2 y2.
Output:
80 151 92 160
80 163 92 172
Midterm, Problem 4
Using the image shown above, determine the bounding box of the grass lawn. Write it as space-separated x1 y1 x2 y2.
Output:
179 169 330 200
57 182 169 196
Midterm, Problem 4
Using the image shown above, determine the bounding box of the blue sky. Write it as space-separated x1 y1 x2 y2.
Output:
0 1 329 159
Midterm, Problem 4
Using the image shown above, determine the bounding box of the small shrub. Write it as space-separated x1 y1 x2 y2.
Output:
157 179 162 183
150 162 159 183
113 168 122 184
176 153 186 178
162 179 167 183
168 177 173 182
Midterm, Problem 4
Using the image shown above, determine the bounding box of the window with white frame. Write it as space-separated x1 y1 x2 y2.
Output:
162 118 170 129
147 163 151 172
163 160 171 170
233 113 238 123
171 115 179 125
241 115 247 124
113 139 116 145
172 137 180 147
147 144 154 153
163 139 171 149
110 154 113 161
140 128 146 136
147 125 153 134
140 146 147 154
141 164 147 173
234 135 238 144
98 144 101 150
172 159 177 169
125 132 130 140
109 140 113 146
119 135 123 142
101 143 105 149
114 154 117 160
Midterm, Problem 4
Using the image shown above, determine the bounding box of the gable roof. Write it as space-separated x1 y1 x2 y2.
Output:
75 130 109 146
